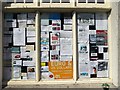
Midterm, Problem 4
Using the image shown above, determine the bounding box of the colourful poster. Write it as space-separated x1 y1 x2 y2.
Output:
49 61 73 79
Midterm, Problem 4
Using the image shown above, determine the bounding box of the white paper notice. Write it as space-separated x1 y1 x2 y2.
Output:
27 37 36 43
60 31 72 38
96 13 108 30
13 28 26 46
13 67 21 79
23 61 35 66
41 66 49 72
79 63 90 78
60 38 72 55
63 25 72 31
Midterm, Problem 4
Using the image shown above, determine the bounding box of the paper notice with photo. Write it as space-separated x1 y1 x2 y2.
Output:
50 50 59 61
27 67 36 79
90 61 97 74
97 61 108 77
12 60 22 66
13 28 26 46
41 66 49 72
50 33 60 45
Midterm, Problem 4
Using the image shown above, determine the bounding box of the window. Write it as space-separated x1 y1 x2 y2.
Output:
3 12 109 81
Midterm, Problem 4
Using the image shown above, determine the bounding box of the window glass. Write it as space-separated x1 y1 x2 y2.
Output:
52 0 60 3
42 0 50 3
77 13 109 78
78 0 86 3
3 13 36 80
40 13 73 80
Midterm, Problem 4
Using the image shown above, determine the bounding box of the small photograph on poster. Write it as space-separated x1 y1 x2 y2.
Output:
41 66 49 72
79 63 90 78
78 43 88 53
12 53 21 60
97 61 108 77
27 67 36 79
50 50 59 61
50 45 60 50
41 45 49 51
89 34 96 43
41 51 49 62
77 13 94 25
96 30 107 46
50 33 60 45
12 60 22 66
41 72 54 80
90 61 97 78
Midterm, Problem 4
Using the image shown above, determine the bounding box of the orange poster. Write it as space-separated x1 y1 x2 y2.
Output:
49 61 73 79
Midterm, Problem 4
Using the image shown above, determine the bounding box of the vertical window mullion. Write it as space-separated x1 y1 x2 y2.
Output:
35 11 40 82
72 11 77 81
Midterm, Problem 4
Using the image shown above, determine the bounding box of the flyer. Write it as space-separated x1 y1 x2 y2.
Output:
27 67 36 79
77 13 94 25
41 51 49 62
50 33 60 45
13 28 26 46
13 66 21 80
50 50 59 61
97 61 108 77
90 61 97 78
60 38 72 55
79 63 90 78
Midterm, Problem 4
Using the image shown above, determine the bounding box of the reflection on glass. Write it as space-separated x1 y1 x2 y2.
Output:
61 0 70 3
78 0 86 3
97 0 104 3
42 0 50 3
88 0 95 3
52 0 60 3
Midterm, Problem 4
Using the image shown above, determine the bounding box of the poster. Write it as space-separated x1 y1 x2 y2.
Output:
27 67 36 79
77 13 94 25
41 32 49 45
13 28 26 46
79 63 90 78
90 61 97 78
50 50 59 61
41 72 54 80
41 51 49 62
78 25 89 42
96 30 107 45
97 61 108 77
96 13 108 30
49 61 73 79
52 20 61 31
50 33 60 45
60 38 72 55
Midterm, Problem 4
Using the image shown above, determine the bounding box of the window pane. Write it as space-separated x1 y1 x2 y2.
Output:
16 0 24 3
4 13 36 80
97 0 104 3
88 0 95 3
61 0 70 3
78 0 86 3
25 0 33 3
77 13 109 78
3 0 14 3
42 0 50 3
52 0 60 3
40 13 73 80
